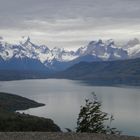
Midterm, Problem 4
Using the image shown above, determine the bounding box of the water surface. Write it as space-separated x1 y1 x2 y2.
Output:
0 79 140 136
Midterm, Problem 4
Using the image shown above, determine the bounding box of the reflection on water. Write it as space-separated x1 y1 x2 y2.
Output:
0 79 140 136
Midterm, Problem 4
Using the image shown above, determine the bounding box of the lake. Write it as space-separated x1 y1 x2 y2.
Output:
0 79 140 136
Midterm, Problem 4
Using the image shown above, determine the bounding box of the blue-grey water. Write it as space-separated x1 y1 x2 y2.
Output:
0 79 140 136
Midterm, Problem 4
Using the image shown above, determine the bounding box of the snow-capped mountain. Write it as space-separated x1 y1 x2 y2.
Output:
0 36 79 71
0 36 140 71
19 36 78 64
76 39 128 61
123 38 140 58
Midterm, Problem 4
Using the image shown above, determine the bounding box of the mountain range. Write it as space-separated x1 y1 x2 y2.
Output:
1 37 140 72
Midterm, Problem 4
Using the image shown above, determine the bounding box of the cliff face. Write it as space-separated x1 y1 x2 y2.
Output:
0 132 139 140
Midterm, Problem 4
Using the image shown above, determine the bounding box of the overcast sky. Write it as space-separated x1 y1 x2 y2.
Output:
0 0 140 50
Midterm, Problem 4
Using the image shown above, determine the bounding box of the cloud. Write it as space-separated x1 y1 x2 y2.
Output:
0 0 140 49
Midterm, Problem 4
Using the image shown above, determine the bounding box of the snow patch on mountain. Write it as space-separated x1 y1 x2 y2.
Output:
76 39 128 60
0 36 140 71
128 44 140 58
123 38 140 58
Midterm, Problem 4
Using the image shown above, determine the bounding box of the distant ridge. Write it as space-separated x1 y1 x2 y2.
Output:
52 58 140 86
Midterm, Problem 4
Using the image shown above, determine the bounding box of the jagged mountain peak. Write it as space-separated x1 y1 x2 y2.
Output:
105 39 115 46
125 38 140 58
20 36 31 46
76 39 128 61
0 37 10 47
88 39 104 46
0 36 4 40
88 39 115 47
52 47 64 52
97 39 103 44
0 37 140 71
128 38 140 44
126 38 140 48
19 36 50 53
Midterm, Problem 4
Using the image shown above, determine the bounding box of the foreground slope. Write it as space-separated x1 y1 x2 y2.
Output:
0 132 139 140
0 92 61 132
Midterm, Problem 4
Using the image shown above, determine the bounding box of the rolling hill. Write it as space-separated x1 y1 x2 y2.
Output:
52 58 140 85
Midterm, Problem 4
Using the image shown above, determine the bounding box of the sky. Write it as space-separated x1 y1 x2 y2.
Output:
0 0 140 50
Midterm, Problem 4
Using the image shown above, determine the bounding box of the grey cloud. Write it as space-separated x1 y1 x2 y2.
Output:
1 0 140 21
0 0 140 49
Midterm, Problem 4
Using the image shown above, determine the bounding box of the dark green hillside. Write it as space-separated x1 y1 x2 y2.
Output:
0 92 61 132
0 92 44 111
0 109 60 132
53 58 140 85
0 70 50 81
